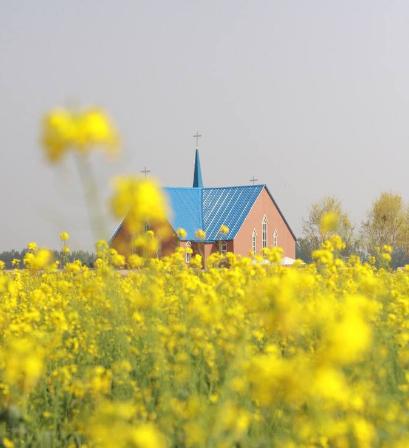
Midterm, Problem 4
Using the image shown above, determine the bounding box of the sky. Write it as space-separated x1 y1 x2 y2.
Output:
1 0 409 250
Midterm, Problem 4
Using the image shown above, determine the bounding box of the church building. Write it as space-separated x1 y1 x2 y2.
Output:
111 148 296 264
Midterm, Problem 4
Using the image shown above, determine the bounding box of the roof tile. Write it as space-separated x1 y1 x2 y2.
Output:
164 185 264 242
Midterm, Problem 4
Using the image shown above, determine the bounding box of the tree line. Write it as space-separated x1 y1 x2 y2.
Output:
297 192 409 268
0 250 95 269
2 192 408 269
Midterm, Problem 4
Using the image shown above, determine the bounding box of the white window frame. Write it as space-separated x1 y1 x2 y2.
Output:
252 229 257 255
273 229 278 247
185 241 192 264
262 215 268 248
219 241 227 255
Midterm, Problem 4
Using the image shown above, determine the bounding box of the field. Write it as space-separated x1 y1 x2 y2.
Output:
0 109 408 447
1 239 409 448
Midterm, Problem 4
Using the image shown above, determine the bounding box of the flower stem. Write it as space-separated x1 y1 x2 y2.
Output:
75 154 108 241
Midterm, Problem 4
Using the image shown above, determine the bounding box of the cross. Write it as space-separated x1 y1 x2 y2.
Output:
193 131 202 148
141 167 151 177
249 176 258 185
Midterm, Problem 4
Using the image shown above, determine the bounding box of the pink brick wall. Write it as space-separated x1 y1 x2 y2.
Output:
233 187 296 258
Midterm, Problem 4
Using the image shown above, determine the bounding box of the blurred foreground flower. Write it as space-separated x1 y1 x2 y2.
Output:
111 177 169 234
24 243 53 271
41 107 119 163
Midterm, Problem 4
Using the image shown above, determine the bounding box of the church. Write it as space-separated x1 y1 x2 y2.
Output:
111 147 296 264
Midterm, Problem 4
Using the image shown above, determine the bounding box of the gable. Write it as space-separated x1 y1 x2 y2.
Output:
233 187 296 257
263 186 296 241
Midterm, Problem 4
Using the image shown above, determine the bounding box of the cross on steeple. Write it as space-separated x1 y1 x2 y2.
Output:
193 131 202 148
249 176 258 185
140 167 151 177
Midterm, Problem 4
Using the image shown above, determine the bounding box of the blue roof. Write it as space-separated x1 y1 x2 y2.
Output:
164 185 264 242
112 149 296 243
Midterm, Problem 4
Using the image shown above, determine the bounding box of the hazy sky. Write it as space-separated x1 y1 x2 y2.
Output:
1 0 409 250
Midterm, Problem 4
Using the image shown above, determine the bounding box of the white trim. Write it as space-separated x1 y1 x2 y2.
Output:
272 229 278 247
185 241 192 263
262 215 268 248
252 228 257 255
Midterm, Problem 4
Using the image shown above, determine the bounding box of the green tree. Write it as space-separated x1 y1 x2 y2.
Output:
297 196 355 262
361 192 409 265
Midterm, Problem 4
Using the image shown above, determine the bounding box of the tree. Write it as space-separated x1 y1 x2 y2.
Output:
361 192 409 265
297 196 355 262
0 249 96 269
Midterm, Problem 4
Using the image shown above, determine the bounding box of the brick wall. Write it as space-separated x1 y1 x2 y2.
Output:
233 187 296 258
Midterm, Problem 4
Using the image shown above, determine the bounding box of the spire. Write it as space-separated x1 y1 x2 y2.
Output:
193 148 203 188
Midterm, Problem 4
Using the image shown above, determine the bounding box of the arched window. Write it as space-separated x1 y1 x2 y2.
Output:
219 241 227 255
185 241 192 264
262 216 268 248
252 229 257 255
273 229 278 247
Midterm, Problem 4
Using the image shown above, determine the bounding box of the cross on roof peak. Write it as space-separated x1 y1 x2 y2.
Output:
140 167 151 177
193 131 202 148
249 176 258 185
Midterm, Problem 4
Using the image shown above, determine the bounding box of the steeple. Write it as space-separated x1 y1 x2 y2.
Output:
193 148 203 188
192 131 203 188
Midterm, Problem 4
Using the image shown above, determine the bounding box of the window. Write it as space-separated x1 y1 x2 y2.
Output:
262 216 268 248
273 229 278 247
252 229 257 255
185 241 192 264
219 241 227 255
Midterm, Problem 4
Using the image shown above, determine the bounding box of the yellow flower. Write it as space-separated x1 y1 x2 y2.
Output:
128 254 144 269
177 228 187 239
109 249 125 268
76 109 119 153
219 224 230 235
325 298 372 364
24 248 53 271
131 423 166 448
195 229 206 240
383 244 393 254
382 252 392 263
320 211 339 234
133 231 159 256
59 231 70 241
27 241 38 252
111 177 169 234
41 107 119 162
2 438 14 448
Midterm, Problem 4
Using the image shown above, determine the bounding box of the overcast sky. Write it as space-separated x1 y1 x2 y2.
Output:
1 0 409 250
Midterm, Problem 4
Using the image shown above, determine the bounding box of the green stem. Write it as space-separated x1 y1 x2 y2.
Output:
75 154 108 242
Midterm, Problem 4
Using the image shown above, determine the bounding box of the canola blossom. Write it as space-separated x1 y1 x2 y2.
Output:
111 177 169 234
194 229 206 240
1 240 409 447
41 108 119 162
219 224 230 235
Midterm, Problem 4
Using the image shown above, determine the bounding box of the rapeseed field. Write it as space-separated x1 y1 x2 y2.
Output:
1 108 408 447
1 239 409 447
